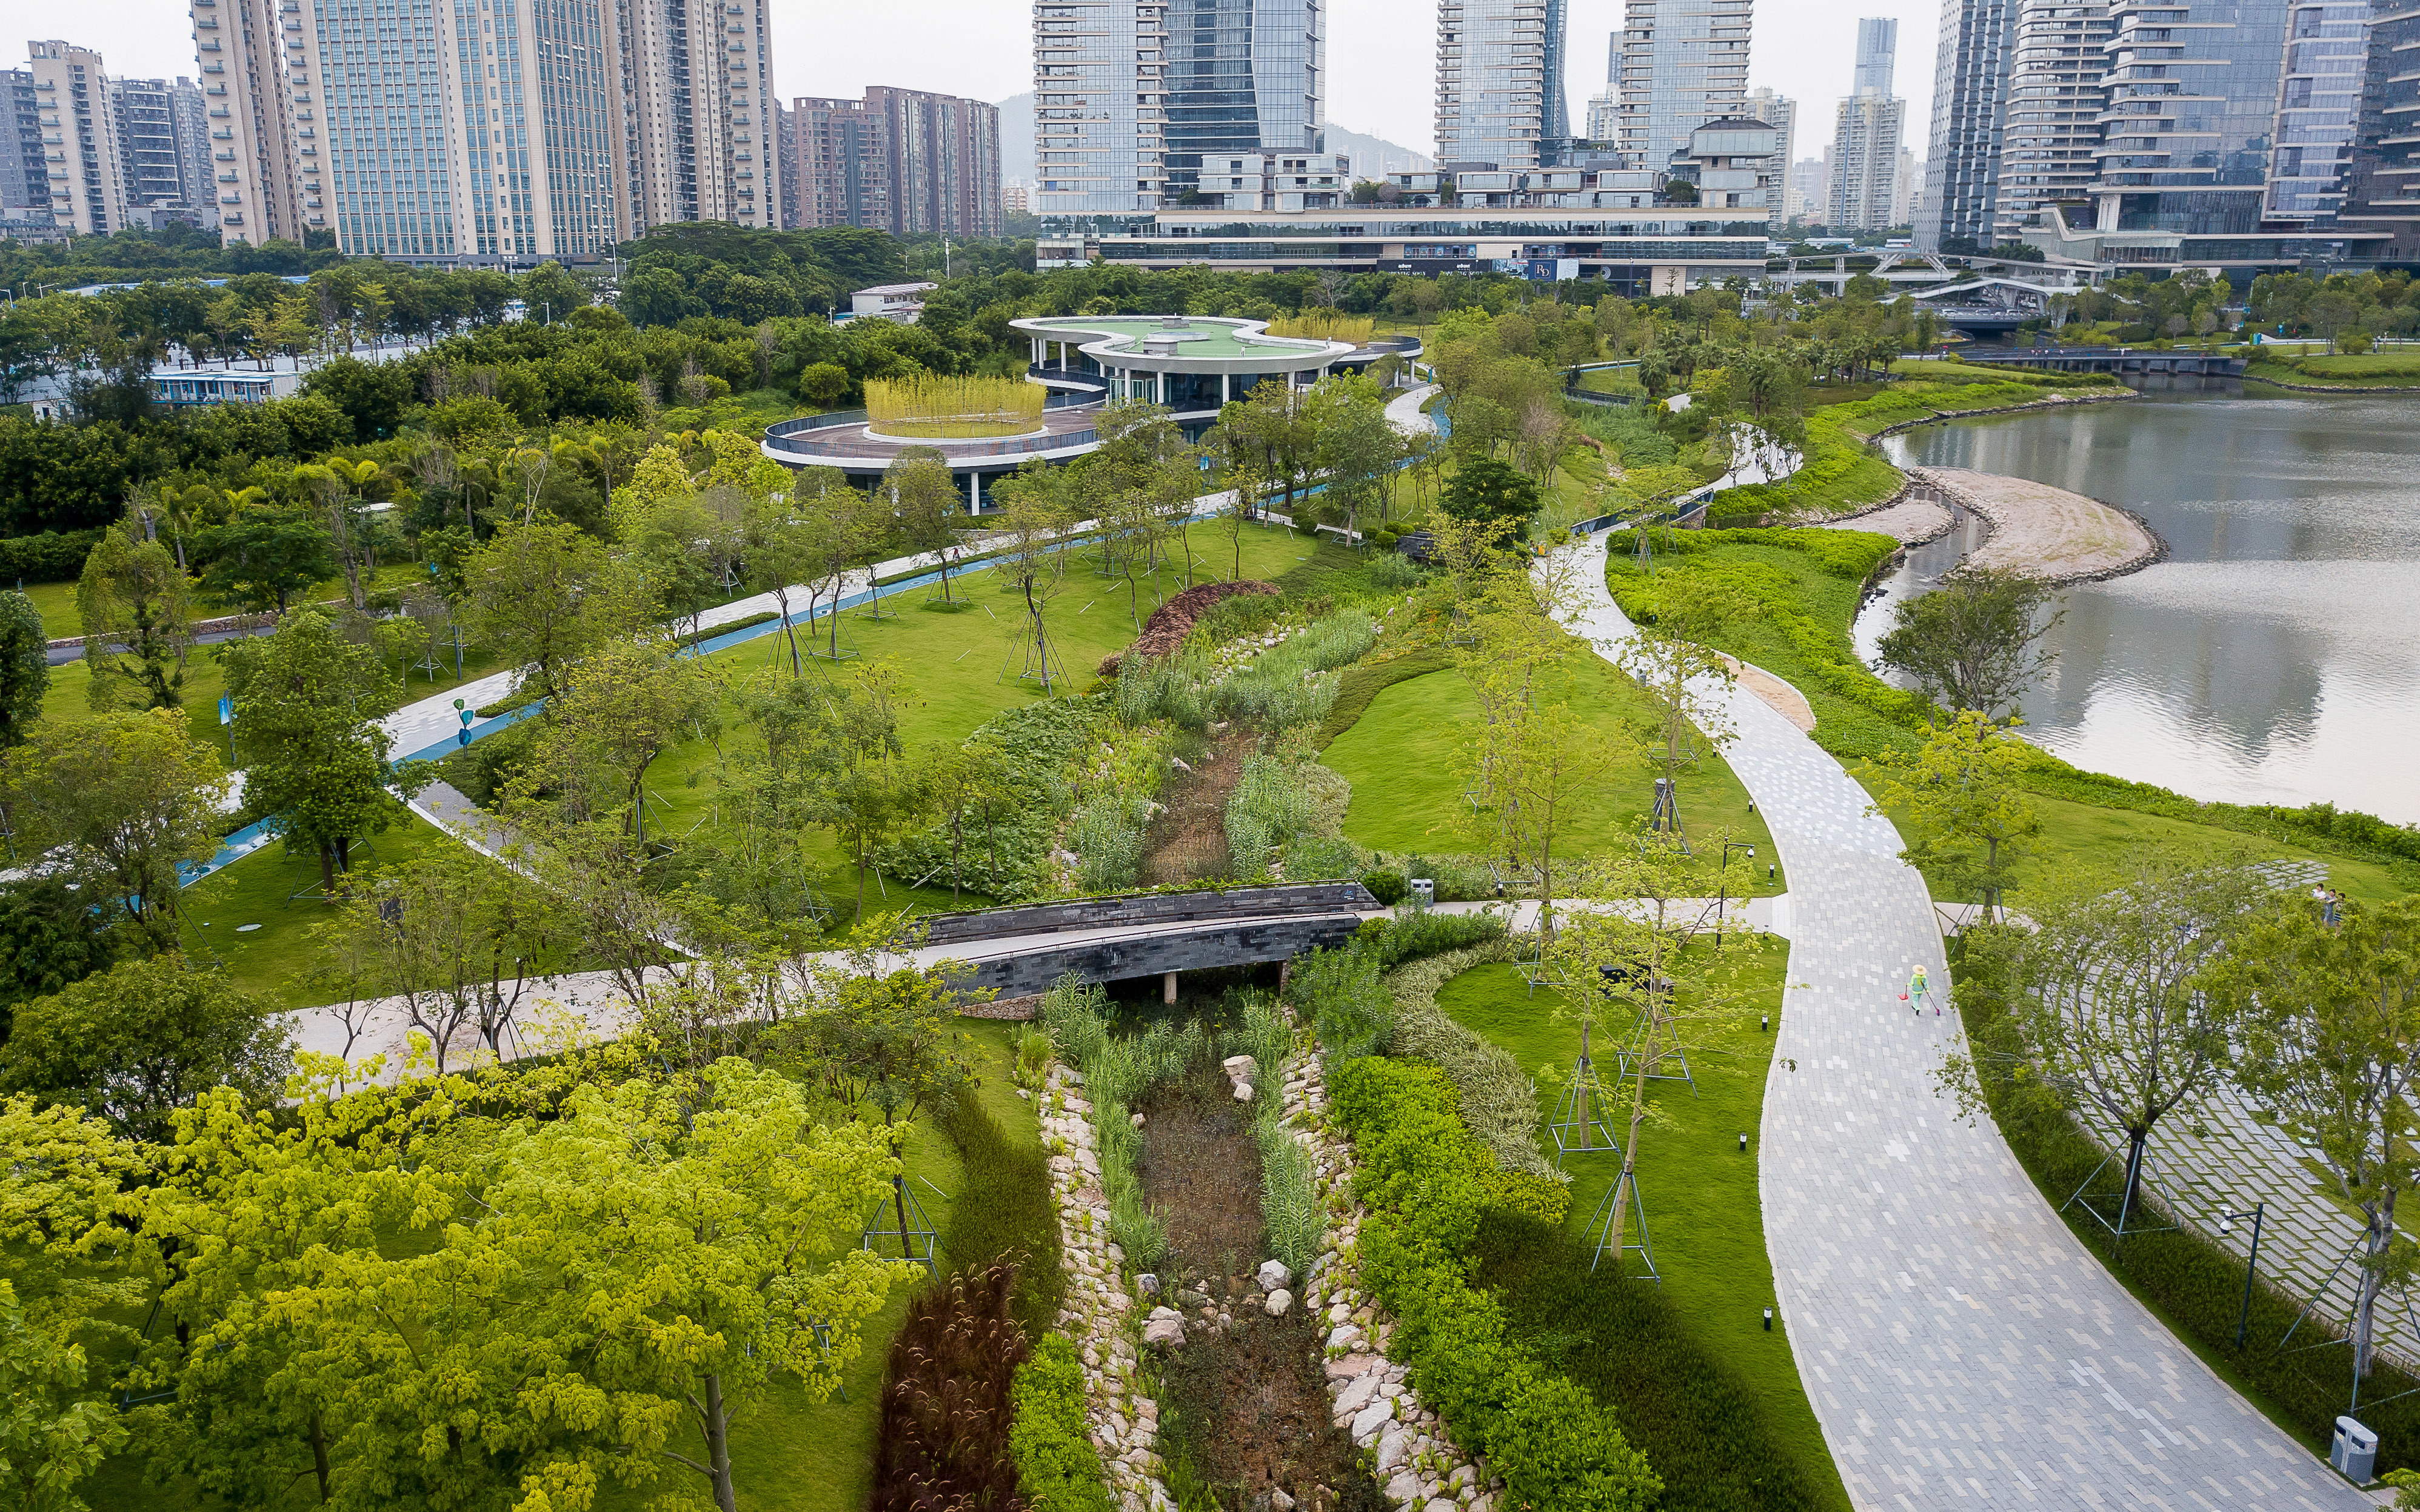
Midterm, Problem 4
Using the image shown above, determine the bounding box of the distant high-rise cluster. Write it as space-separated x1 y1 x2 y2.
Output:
1917 0 2410 264
10 43 215 236
778 88 1001 239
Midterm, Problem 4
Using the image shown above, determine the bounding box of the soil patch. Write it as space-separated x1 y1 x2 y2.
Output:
1138 728 1253 887
1123 580 1282 664
1914 465 2165 584
1138 1065 1383 1512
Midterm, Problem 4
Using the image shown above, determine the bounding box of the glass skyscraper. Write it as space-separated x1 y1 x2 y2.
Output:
1918 0 2019 251
1436 0 1571 170
2335 1 2420 258
2262 0 2370 226
1990 0 2115 244
1162 0 1323 199
2096 0 2289 235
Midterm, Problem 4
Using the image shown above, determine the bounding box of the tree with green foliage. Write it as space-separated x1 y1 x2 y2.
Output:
884 447 968 602
0 879 120 1026
196 502 334 618
0 710 229 954
221 610 413 892
526 634 719 843
0 588 46 750
76 523 195 711
1945 859 2263 1233
1875 564 2062 720
0 1277 129 1512
459 516 636 702
0 955 290 1142
1860 711 2039 922
2211 894 2420 1384
1439 456 1543 535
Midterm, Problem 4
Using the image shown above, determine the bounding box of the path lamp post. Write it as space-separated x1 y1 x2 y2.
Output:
1716 840 1755 947
2219 1203 2267 1349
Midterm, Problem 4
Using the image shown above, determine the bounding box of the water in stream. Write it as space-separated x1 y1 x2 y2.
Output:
1870 391 2420 824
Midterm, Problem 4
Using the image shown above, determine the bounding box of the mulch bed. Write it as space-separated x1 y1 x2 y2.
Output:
1113 580 1282 668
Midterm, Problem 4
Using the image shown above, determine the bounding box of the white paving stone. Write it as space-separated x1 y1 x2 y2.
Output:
1549 533 2370 1511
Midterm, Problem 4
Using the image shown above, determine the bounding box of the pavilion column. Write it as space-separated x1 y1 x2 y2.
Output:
1220 371 1231 402
968 471 980 514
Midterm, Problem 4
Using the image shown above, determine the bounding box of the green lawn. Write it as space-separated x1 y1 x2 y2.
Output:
1323 662 1785 896
1885 790 2420 912
1434 953 1848 1510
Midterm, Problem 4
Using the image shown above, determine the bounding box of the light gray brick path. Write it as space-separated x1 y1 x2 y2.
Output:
1551 535 2368 1510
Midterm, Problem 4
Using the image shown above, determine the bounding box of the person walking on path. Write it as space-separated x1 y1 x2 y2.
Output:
1907 965 1936 1016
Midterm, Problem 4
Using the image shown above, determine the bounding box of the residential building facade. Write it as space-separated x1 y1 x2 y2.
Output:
1609 0 1752 169
1742 85 1794 228
1854 16 1898 93
108 76 211 215
27 40 126 235
618 0 780 231
3 70 45 211
781 88 1000 238
1034 0 1169 214
1917 0 2018 250
1436 0 1569 171
1990 0 2114 245
2335 1 2420 259
1828 88 1905 229
190 0 314 244
2262 0 2372 229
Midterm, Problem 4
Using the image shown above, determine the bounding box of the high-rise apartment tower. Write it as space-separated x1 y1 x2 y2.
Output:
618 0 779 231
1035 0 1169 212
781 87 1000 237
1990 0 2113 244
26 41 126 235
1917 0 2018 250
1436 0 1569 170
1741 86 1794 228
2336 2 2420 258
1854 16 1898 93
1609 0 1753 169
189 0 313 244
1828 89 1905 229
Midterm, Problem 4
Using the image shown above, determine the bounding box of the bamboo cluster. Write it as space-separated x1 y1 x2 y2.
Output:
866 375 1047 437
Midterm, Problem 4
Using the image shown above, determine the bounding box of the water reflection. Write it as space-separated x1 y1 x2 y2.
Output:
1867 393 2420 823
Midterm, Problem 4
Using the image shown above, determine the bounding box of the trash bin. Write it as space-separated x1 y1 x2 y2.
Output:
1409 878 1435 911
2331 1416 2377 1482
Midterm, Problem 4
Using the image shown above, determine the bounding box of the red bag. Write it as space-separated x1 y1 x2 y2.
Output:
1898 993 1910 1001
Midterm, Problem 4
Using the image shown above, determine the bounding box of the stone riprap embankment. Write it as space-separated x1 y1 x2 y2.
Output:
1914 465 2165 584
1041 1064 1177 1512
1282 1050 1500 1512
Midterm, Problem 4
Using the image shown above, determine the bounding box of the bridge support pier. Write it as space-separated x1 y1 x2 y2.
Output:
1163 971 1178 1005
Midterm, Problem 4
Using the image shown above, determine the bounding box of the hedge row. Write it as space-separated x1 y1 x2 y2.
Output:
0 529 104 585
1331 1056 1662 1512
1008 1334 1116 1512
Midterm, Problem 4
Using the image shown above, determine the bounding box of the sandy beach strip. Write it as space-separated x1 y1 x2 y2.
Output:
1914 466 2165 584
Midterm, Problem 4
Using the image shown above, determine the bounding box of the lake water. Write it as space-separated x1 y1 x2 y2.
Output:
1869 392 2420 824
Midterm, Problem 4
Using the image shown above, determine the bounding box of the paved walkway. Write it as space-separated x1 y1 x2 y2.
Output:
1550 533 2369 1511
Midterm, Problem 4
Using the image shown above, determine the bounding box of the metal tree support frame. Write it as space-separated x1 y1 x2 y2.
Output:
862 1178 941 1276
2275 1236 2420 1417
1647 777 1691 854
1611 983 1697 1096
1583 1167 1660 1281
2061 1140 2178 1246
1547 1017 1622 1167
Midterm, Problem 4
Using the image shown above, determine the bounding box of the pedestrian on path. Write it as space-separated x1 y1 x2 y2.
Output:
1907 965 1936 1016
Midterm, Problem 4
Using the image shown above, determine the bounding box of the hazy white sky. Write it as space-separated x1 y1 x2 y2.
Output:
47 0 1939 166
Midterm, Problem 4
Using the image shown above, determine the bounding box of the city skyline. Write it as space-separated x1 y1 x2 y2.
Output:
62 0 1954 172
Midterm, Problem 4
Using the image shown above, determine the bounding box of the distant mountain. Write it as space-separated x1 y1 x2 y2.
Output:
998 93 1035 185
993 95 1429 187
1325 124 1432 178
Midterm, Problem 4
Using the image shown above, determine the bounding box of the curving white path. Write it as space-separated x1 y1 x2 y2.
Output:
1551 533 2368 1511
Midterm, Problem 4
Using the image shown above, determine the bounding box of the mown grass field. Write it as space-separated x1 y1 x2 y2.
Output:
1433 953 1850 1510
1322 661 1786 897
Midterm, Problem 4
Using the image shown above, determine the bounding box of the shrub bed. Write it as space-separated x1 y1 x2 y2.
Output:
1331 1057 1662 1512
0 528 104 584
1008 1334 1116 1512
940 1094 1065 1340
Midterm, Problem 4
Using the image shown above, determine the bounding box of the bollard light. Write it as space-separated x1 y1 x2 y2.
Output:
1738 1133 1748 1153
1763 1308 1774 1332
1768 864 1775 881
1761 1012 1770 1032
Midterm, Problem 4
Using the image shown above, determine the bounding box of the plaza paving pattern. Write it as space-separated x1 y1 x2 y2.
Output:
1551 533 2372 1510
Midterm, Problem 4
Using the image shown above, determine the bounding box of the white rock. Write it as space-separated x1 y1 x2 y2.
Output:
1326 1324 1362 1352
1264 1288 1293 1317
1425 1500 1457 1512
1350 1397 1397 1444
1141 1312 1187 1349
1271 1493 1295 1512
1375 1429 1412 1474
1257 1259 1293 1291
1222 1054 1260 1083
1385 1471 1423 1505
1448 1466 1474 1491
1131 1112 1146 1128
1334 1373 1382 1417
1233 1082 1255 1103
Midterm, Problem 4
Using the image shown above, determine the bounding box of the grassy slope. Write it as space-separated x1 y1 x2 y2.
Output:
1322 664 1785 896
1434 953 1850 1510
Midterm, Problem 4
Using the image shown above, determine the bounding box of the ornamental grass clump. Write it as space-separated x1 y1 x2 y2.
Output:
869 1262 1030 1512
867 375 1046 438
